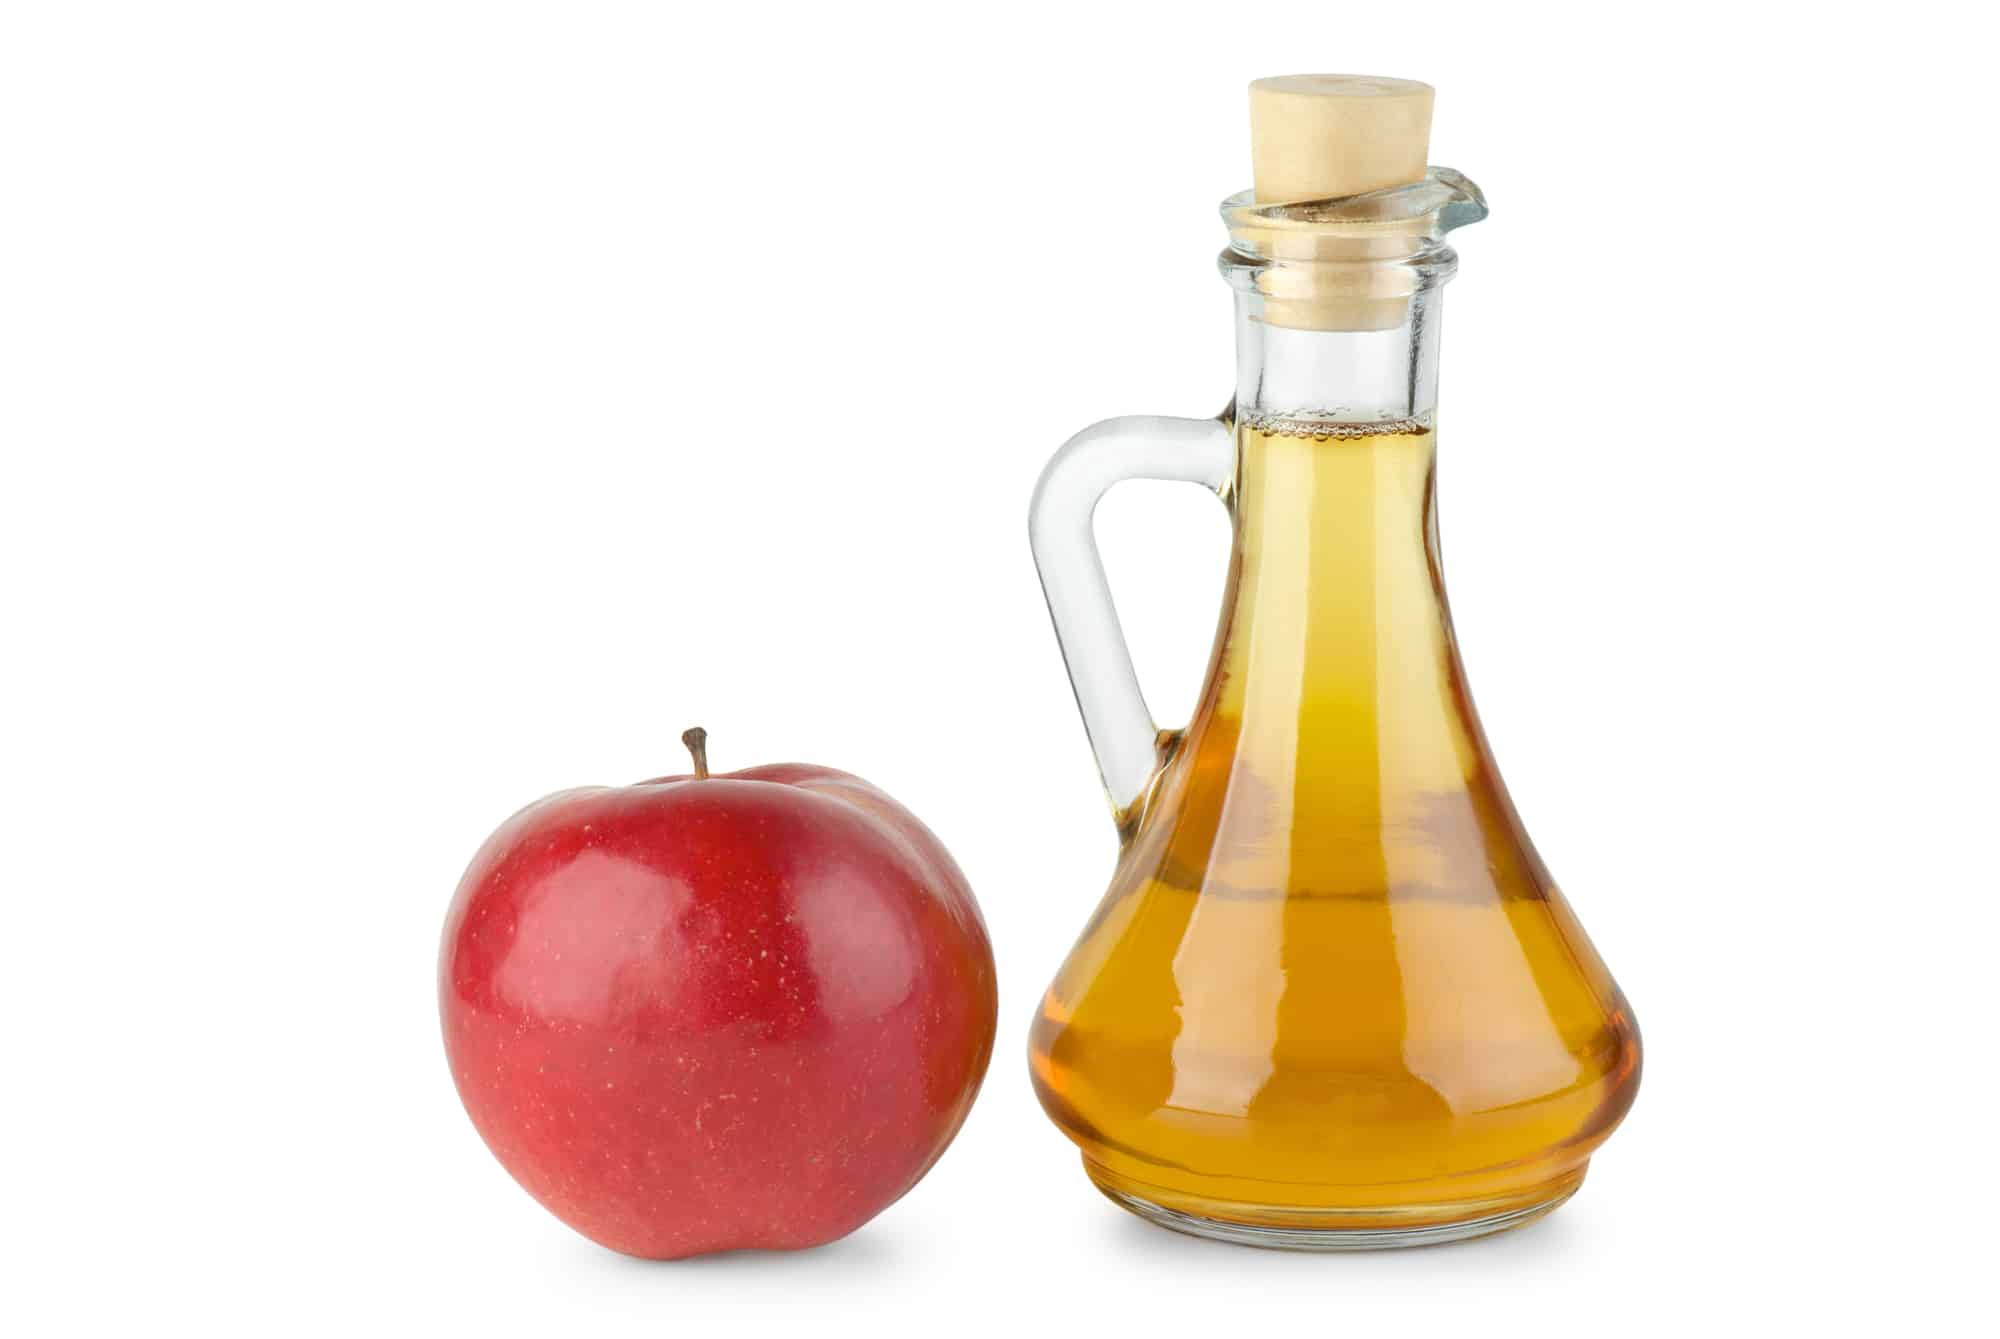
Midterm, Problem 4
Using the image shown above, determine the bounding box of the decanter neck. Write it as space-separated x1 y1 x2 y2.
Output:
1197 171 1488 801
1232 288 1442 426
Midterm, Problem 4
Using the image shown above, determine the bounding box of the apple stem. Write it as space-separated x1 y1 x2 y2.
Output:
681 726 711 780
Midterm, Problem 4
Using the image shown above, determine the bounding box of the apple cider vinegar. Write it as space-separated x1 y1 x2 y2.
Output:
1031 420 1639 1238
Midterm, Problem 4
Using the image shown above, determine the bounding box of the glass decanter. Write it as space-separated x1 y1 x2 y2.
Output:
1027 75 1640 1249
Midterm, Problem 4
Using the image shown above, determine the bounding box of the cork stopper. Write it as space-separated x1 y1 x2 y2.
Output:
1250 75 1434 204
1241 75 1438 331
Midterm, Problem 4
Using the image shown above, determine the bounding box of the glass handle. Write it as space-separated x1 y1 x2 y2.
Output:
1029 414 1234 823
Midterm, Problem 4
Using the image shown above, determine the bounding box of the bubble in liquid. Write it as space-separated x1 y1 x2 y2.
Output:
1242 409 1432 440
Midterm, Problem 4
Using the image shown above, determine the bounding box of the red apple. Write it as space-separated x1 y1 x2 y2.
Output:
439 729 998 1259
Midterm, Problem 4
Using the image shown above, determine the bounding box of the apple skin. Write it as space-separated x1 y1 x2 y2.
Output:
439 759 998 1260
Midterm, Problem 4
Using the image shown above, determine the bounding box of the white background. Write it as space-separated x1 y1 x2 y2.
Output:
4 2 1995 1333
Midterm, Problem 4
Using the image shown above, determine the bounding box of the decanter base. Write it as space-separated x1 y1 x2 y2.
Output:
1086 1159 1585 1251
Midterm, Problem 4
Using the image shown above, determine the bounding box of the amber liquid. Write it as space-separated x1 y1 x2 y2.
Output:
1030 419 1640 1234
